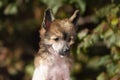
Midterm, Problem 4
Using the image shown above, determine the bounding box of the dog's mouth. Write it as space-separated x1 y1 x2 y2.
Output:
59 52 69 58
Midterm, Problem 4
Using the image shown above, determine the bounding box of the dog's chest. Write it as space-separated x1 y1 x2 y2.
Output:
47 57 70 80
33 56 71 80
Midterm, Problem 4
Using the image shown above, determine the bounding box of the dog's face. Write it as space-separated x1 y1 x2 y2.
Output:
40 9 79 57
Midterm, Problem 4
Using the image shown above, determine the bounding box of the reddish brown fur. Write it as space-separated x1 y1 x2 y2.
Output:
32 9 79 80
34 19 74 80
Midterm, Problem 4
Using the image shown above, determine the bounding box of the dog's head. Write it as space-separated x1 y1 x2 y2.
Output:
40 9 79 57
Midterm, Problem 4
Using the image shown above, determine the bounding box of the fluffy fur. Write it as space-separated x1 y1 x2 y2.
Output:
32 9 79 80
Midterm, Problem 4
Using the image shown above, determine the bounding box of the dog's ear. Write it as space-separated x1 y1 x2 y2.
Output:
42 9 55 30
69 10 80 26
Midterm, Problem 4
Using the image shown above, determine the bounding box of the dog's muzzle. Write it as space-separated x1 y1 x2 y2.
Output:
59 45 70 56
51 41 70 57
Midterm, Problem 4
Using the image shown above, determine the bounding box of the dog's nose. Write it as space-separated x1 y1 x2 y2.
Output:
63 47 70 53
59 46 70 56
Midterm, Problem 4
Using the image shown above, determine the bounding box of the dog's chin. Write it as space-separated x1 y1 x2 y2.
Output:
59 52 70 58
59 54 67 58
60 55 64 58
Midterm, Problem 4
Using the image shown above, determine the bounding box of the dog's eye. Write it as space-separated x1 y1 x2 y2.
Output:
67 38 71 42
67 36 74 42
54 37 59 41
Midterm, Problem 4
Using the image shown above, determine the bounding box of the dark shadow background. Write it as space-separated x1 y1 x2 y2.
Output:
0 0 120 80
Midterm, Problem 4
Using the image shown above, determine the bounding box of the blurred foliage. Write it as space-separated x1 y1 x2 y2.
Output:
0 0 120 80
41 0 86 14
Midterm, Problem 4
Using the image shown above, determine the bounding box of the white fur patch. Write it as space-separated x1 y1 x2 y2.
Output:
52 41 64 54
32 64 48 80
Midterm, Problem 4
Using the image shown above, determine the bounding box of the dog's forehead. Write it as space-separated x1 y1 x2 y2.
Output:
50 19 74 33
48 19 75 37
59 19 74 29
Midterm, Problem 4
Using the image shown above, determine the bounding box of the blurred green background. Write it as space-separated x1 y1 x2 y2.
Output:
0 0 120 80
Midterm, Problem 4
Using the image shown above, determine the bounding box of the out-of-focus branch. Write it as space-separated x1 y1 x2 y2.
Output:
77 16 96 25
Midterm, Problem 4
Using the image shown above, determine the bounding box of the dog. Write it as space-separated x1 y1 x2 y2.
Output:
32 9 79 80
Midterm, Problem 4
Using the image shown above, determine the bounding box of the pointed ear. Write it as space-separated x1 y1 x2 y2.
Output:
69 10 80 26
42 9 55 30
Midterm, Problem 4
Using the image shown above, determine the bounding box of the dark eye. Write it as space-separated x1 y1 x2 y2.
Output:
67 38 71 42
67 36 74 42
54 37 59 41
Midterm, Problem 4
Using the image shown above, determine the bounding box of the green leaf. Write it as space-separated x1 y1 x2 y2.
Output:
111 18 118 26
97 72 109 80
41 0 62 14
99 55 111 66
115 34 120 47
25 64 34 76
78 29 88 40
4 3 18 15
69 0 86 14
0 1 3 8
76 0 86 14
106 63 117 76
